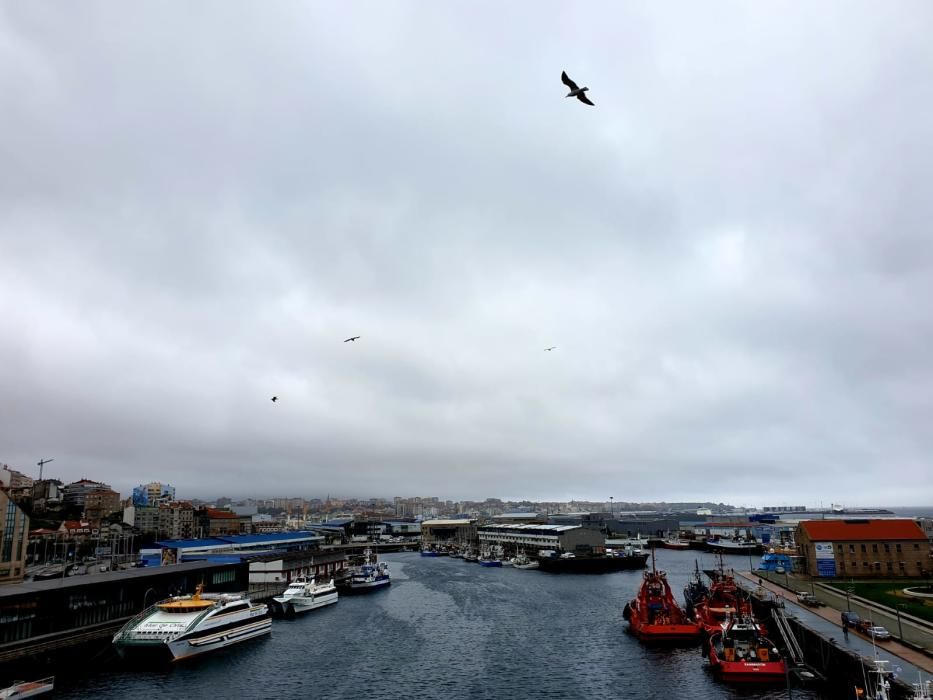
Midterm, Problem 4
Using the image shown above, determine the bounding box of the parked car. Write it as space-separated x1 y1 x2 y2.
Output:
841 611 861 627
796 591 823 607
865 625 891 642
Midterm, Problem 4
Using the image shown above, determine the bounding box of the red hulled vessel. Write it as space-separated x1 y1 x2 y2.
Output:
623 555 702 643
707 615 786 682
693 566 755 634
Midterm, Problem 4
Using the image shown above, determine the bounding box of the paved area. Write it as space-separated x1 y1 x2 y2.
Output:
735 571 933 676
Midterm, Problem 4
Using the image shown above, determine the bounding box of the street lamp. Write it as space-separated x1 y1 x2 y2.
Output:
895 604 905 641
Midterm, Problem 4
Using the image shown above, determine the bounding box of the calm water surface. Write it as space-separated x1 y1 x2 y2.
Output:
58 550 832 699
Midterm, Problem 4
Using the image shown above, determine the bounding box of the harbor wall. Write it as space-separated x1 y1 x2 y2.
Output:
758 569 933 652
747 586 917 699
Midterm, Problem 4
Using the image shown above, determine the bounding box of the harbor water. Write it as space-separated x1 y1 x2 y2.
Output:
58 550 835 699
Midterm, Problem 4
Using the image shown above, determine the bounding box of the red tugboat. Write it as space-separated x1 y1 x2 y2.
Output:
623 556 702 643
693 565 755 634
707 615 786 683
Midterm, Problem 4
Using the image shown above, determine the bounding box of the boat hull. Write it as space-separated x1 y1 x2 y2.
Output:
272 591 338 616
631 623 702 643
167 616 272 661
479 560 503 567
340 579 391 594
538 553 649 574
660 542 690 550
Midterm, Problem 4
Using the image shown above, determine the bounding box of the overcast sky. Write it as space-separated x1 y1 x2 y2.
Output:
1 2 931 507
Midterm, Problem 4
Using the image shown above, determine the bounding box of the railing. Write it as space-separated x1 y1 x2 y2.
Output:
112 602 161 641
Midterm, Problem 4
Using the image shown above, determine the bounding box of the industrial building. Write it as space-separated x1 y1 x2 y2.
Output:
477 523 604 555
796 519 931 578
421 519 477 546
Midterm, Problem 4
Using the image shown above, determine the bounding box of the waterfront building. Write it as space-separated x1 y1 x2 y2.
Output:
477 523 604 555
0 488 29 584
422 519 477 547
0 560 247 655
796 519 931 578
131 482 175 507
0 467 33 491
492 512 547 525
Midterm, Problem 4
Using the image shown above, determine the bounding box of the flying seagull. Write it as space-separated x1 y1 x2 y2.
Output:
344 336 360 342
561 71 594 106
271 396 278 402
545 347 557 351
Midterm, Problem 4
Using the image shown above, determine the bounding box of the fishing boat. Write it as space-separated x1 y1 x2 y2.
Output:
623 554 701 642
683 559 710 619
0 677 54 698
420 545 442 557
511 551 539 570
858 656 893 700
271 576 338 616
112 584 271 661
707 615 786 682
757 550 792 573
706 538 763 555
693 564 755 634
463 549 479 562
478 549 503 567
660 538 690 551
339 548 391 594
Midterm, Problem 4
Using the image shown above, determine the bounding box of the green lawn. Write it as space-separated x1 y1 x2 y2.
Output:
826 579 933 623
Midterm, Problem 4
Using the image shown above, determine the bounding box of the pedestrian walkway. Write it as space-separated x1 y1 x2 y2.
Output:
736 571 933 675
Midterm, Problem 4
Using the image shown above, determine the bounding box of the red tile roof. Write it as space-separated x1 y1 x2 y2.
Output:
799 519 926 541
205 508 239 519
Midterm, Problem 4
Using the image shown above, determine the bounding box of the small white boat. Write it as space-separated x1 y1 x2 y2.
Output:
273 576 338 616
0 677 54 699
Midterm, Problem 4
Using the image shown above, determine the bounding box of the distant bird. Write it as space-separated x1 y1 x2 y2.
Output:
271 396 278 402
545 347 557 352
344 336 360 343
561 71 594 106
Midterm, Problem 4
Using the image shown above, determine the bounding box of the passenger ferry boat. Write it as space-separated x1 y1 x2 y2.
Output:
112 584 271 661
272 576 338 616
707 615 786 683
624 555 701 643
339 549 391 594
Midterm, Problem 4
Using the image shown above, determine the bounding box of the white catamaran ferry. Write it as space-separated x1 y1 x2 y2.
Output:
112 584 271 661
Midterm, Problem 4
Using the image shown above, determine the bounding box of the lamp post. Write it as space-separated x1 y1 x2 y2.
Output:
895 604 905 641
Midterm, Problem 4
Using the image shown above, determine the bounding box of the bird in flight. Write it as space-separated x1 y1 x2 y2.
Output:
344 336 360 342
561 71 594 106
545 347 557 352
271 396 278 402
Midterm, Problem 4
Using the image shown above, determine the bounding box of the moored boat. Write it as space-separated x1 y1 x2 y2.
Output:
271 576 338 617
112 584 271 661
339 548 390 594
707 615 786 683
624 555 701 643
478 549 503 567
538 549 649 574
0 677 54 699
694 566 754 634
660 538 690 550
511 551 539 570
706 538 763 555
